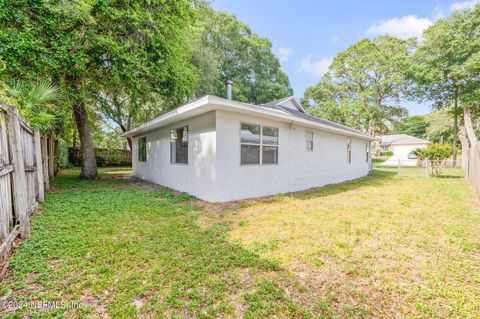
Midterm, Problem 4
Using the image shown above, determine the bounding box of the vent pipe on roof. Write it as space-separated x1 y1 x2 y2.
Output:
225 79 232 100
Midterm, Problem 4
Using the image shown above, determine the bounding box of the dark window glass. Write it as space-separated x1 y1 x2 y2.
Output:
138 137 147 162
240 123 279 165
170 126 188 164
262 146 278 164
347 138 352 164
241 144 260 164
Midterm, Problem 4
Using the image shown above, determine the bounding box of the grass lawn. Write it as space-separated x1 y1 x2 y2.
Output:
372 156 391 164
1 166 480 318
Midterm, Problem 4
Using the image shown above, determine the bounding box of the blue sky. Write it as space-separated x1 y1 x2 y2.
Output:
211 0 479 115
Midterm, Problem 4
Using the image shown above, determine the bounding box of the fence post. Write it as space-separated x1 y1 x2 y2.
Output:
34 130 45 203
7 105 30 239
41 134 49 190
398 159 401 175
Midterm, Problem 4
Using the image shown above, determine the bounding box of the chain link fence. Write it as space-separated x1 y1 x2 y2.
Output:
376 159 465 179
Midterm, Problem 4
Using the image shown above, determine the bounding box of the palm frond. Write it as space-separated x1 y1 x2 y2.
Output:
27 79 59 106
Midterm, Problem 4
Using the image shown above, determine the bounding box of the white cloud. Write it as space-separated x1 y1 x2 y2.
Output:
450 0 480 10
366 15 433 39
432 5 447 20
330 35 339 44
298 55 332 78
277 47 294 63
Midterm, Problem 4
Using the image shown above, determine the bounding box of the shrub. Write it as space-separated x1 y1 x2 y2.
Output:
385 151 394 156
414 144 453 176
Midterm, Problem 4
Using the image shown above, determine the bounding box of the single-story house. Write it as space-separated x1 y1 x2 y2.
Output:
378 134 430 166
122 93 377 202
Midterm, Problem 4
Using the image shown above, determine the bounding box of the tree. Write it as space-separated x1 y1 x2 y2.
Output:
424 109 454 143
391 115 429 138
6 80 63 132
0 0 197 178
414 144 454 176
302 36 412 135
412 4 480 166
191 7 293 103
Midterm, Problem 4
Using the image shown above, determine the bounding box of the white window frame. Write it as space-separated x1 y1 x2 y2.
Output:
306 130 314 152
240 123 279 165
347 138 352 164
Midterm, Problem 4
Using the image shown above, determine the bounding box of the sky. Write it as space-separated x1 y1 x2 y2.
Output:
211 0 479 115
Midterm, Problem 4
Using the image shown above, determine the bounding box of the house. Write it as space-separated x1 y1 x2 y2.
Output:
122 91 377 202
378 134 430 166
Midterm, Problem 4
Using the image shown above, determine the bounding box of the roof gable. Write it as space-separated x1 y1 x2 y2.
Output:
262 96 306 113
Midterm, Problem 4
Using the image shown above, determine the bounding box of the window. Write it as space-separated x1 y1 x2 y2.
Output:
306 131 314 152
170 126 188 164
138 137 147 162
365 142 370 163
240 123 278 165
262 126 278 164
347 138 352 164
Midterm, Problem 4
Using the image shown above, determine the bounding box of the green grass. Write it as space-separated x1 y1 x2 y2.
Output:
2 166 480 318
372 156 391 164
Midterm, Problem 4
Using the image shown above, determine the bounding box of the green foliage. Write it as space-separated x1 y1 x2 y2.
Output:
392 115 429 138
414 144 454 176
414 144 453 161
6 79 65 132
302 36 412 134
411 4 480 145
424 109 454 143
56 139 71 169
0 0 199 163
191 7 293 104
385 151 394 156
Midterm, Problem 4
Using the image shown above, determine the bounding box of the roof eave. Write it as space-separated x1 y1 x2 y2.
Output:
121 95 377 141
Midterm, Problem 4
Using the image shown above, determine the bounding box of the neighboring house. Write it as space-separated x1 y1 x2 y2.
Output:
122 93 377 202
378 134 430 166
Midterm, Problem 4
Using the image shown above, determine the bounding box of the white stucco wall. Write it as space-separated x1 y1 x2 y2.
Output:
131 111 218 202
131 109 371 202
391 143 428 160
214 110 371 202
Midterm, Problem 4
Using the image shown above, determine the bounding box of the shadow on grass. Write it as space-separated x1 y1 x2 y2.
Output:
2 169 313 318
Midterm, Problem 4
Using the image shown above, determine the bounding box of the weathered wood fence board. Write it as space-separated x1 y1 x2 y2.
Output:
0 101 57 258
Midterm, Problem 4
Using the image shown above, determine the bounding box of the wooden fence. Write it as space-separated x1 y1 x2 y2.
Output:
0 101 57 258
467 143 480 201
69 147 131 166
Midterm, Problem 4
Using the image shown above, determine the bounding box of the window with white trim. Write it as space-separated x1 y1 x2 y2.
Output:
170 126 188 164
347 138 352 164
240 123 278 165
138 137 147 162
306 130 313 152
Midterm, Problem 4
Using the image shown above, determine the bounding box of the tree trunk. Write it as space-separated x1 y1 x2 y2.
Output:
459 120 469 169
452 93 459 167
118 122 133 151
464 104 477 146
73 101 98 179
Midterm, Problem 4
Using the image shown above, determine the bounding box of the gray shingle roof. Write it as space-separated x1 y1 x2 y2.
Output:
379 134 430 145
260 103 366 136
